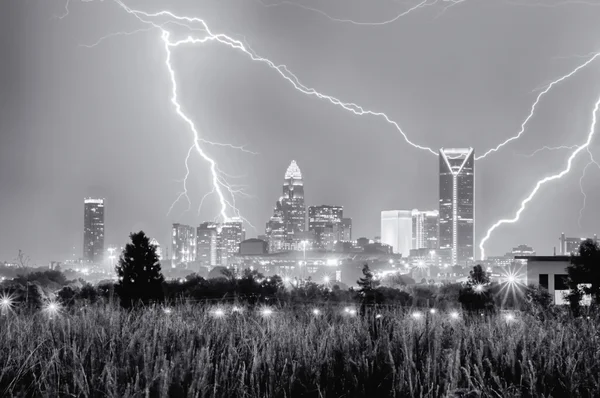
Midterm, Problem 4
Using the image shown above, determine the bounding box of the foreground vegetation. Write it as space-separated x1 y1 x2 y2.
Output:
0 303 599 397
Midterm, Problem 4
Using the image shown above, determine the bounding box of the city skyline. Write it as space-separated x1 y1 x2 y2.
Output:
3 1 600 263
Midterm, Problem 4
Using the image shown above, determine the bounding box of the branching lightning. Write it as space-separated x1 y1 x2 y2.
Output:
476 52 600 160
515 144 579 157
577 148 600 228
257 0 443 25
479 92 600 260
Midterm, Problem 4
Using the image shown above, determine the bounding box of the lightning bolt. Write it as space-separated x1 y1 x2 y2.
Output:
256 0 442 25
578 148 600 228
476 52 600 160
515 144 579 157
479 92 600 260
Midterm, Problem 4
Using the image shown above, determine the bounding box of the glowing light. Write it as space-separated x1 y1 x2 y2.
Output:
43 300 62 318
504 313 515 321
211 308 225 318
283 276 290 283
312 308 321 316
231 306 243 313
163 307 173 315
411 311 422 319
450 311 459 319
477 51 600 160
260 307 273 317
326 259 339 267
474 284 484 292
480 93 600 259
375 314 383 319
0 293 15 313
344 307 357 316
429 308 436 314
323 276 330 284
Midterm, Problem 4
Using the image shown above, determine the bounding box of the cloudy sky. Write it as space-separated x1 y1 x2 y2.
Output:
2 0 600 263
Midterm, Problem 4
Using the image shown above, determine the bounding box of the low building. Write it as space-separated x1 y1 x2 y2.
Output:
516 256 571 305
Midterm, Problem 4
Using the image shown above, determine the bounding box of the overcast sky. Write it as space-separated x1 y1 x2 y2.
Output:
2 0 600 263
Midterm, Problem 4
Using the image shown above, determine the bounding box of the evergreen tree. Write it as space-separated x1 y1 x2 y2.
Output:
357 263 381 309
115 231 164 308
459 264 494 313
467 264 490 287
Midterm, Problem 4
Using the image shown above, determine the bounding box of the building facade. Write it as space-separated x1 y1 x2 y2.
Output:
439 148 475 265
380 210 412 256
411 209 439 250
83 198 105 264
341 218 352 241
172 223 196 264
220 218 245 267
308 205 343 249
197 222 219 267
281 160 306 245
559 233 598 255
265 199 287 253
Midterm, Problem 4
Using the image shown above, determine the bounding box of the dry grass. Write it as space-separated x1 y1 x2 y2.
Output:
0 304 598 397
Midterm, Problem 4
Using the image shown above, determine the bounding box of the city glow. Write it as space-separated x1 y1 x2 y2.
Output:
326 259 338 267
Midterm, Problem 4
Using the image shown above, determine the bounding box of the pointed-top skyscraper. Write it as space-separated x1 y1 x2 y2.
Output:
439 148 475 265
282 160 306 244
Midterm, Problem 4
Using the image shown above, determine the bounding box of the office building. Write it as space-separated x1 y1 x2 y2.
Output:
172 223 195 264
439 148 475 265
220 217 245 266
411 209 439 250
559 233 598 255
83 198 105 264
341 218 352 241
281 160 306 244
266 199 287 253
380 210 412 256
197 222 219 267
308 205 343 249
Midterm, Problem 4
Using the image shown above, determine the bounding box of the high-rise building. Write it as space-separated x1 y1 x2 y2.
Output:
439 148 475 265
341 218 352 241
380 210 412 256
412 209 439 250
172 223 195 264
308 205 343 249
220 217 245 266
281 160 306 245
83 198 105 264
265 199 287 253
149 238 162 260
197 222 219 267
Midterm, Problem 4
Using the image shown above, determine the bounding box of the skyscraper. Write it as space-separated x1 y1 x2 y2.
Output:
380 210 412 256
220 217 245 266
172 223 196 264
341 218 352 241
265 199 286 253
83 198 105 264
281 160 306 244
197 222 219 267
308 205 343 249
439 148 475 265
412 209 439 250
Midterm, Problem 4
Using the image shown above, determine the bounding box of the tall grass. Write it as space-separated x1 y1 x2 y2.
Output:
0 304 598 397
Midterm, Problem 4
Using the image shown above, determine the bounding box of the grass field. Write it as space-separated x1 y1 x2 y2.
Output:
0 304 598 397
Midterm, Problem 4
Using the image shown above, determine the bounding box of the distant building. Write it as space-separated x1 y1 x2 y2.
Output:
149 238 162 260
172 223 196 264
381 210 412 256
240 239 268 255
266 199 286 253
308 205 343 249
517 256 573 305
439 148 475 265
512 244 535 257
559 233 598 255
411 209 439 250
341 218 352 241
83 198 105 264
220 218 245 266
281 160 306 245
356 237 370 248
197 222 219 267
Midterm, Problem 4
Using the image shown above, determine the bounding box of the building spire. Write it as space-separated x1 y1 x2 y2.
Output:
284 160 302 180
